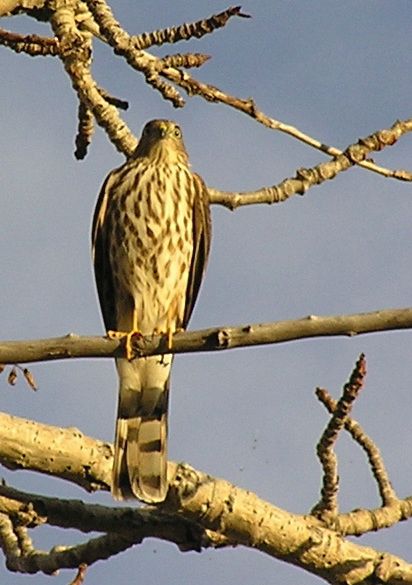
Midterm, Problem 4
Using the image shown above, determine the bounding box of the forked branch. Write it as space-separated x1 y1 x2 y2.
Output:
0 415 412 582
1 0 411 190
312 355 367 521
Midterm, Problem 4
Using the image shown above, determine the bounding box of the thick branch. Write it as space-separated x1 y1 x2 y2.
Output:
0 0 23 17
0 415 412 583
0 485 206 574
49 0 137 156
0 412 111 492
0 308 411 365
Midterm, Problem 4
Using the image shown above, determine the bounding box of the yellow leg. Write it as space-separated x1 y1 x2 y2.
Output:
167 328 173 349
153 326 176 350
107 309 140 360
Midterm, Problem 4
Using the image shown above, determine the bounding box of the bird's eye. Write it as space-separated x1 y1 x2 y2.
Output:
174 127 181 138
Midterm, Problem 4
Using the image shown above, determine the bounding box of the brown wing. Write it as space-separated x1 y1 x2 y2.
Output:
91 171 118 332
183 174 211 328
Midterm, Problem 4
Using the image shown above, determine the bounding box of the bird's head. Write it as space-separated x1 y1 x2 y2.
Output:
133 119 188 164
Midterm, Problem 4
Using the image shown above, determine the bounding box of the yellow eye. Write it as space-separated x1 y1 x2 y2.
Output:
174 126 181 138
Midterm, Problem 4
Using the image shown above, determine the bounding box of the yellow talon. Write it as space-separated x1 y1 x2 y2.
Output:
107 330 140 360
153 327 175 350
108 309 141 360
167 329 173 350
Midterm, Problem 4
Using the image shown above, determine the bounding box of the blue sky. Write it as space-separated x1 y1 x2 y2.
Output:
1 2 412 583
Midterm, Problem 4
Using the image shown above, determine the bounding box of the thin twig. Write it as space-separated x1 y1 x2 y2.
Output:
0 27 59 56
75 101 94 160
160 63 412 182
159 53 211 69
207 118 412 209
4 1 412 185
13 524 34 556
0 512 21 565
85 0 186 107
97 87 128 110
131 6 250 50
311 355 366 521
315 387 397 506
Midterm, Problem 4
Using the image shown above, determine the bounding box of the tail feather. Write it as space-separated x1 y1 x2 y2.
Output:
127 414 168 502
111 356 171 503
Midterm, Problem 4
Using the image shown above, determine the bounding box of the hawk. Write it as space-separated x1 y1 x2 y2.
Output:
92 120 211 503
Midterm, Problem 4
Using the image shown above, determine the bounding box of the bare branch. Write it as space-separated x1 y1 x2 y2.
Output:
5 1 411 191
4 0 412 187
160 53 211 69
96 87 128 110
0 27 59 56
1 528 136 575
0 0 24 17
13 524 35 557
84 0 186 108
49 0 137 156
159 55 412 182
1 0 48 18
316 387 397 507
131 6 250 50
208 119 412 209
1 410 412 580
0 412 111 492
74 101 94 160
312 355 366 521
1 420 412 583
0 513 21 567
336 497 412 538
0 484 208 574
0 308 412 365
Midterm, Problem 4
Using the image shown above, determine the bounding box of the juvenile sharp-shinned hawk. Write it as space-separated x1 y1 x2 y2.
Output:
92 120 211 503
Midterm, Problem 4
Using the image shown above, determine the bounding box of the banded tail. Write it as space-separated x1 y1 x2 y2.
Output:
112 355 171 503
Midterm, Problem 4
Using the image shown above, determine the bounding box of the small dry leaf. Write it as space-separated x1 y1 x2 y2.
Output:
0 364 5 374
8 367 17 386
23 368 38 391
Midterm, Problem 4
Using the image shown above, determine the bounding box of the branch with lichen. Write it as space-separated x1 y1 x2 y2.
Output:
75 87 129 159
47 0 137 156
0 27 58 56
130 6 250 50
209 118 412 209
311 354 367 521
308 360 412 540
2 0 412 190
1 415 412 582
84 0 214 108
316 387 397 508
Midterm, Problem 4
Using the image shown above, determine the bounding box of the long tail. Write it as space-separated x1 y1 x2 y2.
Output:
112 355 172 503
